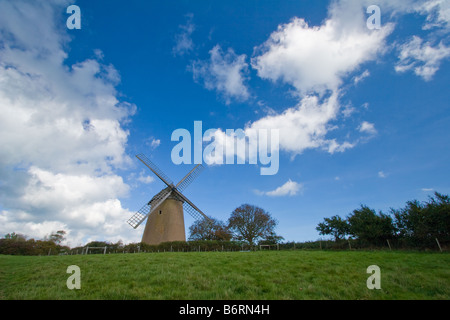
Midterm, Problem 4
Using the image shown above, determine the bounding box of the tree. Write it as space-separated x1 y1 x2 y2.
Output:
227 204 278 245
347 205 395 245
425 192 450 242
392 192 450 245
316 215 349 241
188 217 232 241
47 230 66 245
258 232 284 245
4 232 26 241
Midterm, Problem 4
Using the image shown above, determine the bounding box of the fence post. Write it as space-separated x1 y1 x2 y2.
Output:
436 238 443 252
387 239 392 251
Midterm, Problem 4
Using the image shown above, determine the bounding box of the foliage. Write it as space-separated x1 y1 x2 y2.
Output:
4 232 26 241
391 192 450 247
347 205 395 246
316 192 449 249
227 204 279 245
1 192 448 255
47 230 66 245
258 232 285 245
188 217 232 241
138 240 246 253
316 215 349 241
0 237 69 256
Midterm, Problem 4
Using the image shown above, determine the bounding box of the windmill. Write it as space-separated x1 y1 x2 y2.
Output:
127 153 211 245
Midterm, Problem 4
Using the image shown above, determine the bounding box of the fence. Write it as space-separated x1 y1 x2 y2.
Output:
84 246 107 255
3 238 447 256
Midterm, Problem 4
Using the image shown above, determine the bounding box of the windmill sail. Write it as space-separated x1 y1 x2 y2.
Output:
136 153 174 187
173 189 211 222
176 164 204 192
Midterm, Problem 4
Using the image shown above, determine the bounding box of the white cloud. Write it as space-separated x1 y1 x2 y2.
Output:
378 171 388 178
0 0 139 246
396 36 450 81
200 92 356 160
359 121 378 135
256 179 303 197
149 138 161 149
251 4 393 96
353 70 371 85
191 45 250 104
366 0 450 80
246 1 393 157
417 0 450 30
137 171 155 184
173 13 195 56
247 92 354 155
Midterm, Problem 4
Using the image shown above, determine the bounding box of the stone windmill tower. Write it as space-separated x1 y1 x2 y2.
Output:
127 154 211 245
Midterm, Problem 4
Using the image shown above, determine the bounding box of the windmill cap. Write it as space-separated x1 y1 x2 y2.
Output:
148 187 184 205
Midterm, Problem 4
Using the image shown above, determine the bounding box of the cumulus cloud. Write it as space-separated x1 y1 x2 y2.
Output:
0 0 138 246
191 45 250 104
248 92 354 155
251 4 393 96
359 121 378 135
199 1 395 159
256 179 303 197
367 0 450 80
137 171 155 184
247 0 450 159
246 1 394 157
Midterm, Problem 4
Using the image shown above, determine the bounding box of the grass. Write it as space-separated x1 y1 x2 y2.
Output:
0 250 449 300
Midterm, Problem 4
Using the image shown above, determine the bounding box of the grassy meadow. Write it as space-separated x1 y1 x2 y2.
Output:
0 250 449 300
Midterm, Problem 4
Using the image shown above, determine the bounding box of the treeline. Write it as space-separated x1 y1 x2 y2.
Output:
316 192 450 250
0 231 69 256
2 193 448 255
69 240 252 254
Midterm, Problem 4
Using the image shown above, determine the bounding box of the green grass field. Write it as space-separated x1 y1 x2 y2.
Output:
0 250 448 300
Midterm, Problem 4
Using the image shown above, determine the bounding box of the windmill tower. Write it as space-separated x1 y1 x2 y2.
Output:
127 154 211 245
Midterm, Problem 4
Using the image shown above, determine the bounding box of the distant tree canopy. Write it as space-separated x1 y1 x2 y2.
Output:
316 215 349 242
0 230 69 256
188 217 232 241
347 205 395 245
4 232 26 241
316 192 450 247
188 205 281 245
47 230 66 245
391 192 450 245
227 204 279 246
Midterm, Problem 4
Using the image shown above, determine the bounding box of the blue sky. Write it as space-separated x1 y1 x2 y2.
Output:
0 0 449 246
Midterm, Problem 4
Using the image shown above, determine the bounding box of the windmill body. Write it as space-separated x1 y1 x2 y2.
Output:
141 188 185 245
127 154 211 246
